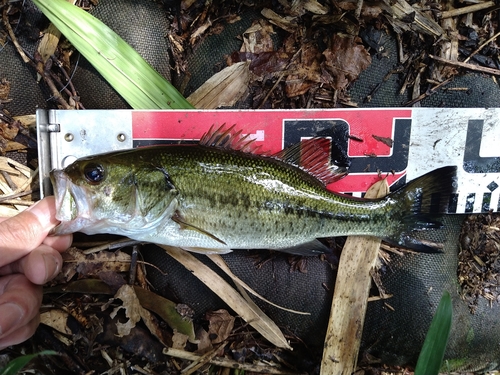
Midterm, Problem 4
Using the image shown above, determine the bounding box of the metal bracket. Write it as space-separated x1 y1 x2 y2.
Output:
36 109 134 198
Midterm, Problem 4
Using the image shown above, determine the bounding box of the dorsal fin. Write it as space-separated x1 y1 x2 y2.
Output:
273 138 348 186
199 124 262 154
200 124 348 186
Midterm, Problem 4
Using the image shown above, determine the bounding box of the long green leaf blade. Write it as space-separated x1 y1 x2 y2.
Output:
0 350 57 375
414 291 452 375
32 0 194 110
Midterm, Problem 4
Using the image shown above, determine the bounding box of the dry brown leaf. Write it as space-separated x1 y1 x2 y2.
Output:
3 141 27 153
261 8 298 33
172 331 190 350
187 61 251 109
77 250 131 276
38 23 62 63
111 285 143 337
291 0 329 16
285 42 322 97
0 121 19 140
322 34 371 91
241 20 275 54
195 328 213 354
0 79 10 100
205 309 235 344
40 309 73 335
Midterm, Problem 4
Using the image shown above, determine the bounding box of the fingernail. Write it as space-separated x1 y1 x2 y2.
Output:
43 254 61 281
0 303 23 336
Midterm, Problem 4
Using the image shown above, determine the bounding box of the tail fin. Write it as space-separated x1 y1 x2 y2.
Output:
384 166 457 253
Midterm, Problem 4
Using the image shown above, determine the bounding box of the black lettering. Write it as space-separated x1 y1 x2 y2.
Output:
463 119 500 173
349 119 411 174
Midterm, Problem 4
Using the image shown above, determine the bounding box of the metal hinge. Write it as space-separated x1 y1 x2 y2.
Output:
36 109 134 198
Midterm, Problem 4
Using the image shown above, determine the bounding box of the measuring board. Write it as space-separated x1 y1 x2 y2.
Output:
37 108 500 214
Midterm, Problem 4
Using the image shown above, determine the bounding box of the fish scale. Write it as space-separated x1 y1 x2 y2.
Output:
51 126 457 254
165 146 383 246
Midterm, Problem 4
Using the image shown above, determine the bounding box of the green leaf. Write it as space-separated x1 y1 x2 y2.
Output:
414 291 452 375
32 0 194 110
0 350 58 375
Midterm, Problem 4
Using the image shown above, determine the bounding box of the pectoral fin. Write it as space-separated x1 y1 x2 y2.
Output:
172 212 227 246
179 247 233 254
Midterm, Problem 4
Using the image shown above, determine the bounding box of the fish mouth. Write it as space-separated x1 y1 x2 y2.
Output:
50 169 92 235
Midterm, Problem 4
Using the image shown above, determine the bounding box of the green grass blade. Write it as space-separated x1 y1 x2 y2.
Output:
414 291 452 375
0 350 58 375
32 0 194 110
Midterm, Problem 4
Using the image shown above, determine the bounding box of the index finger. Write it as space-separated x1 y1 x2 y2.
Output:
0 196 60 267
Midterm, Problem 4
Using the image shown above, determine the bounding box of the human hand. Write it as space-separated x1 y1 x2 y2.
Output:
0 196 72 350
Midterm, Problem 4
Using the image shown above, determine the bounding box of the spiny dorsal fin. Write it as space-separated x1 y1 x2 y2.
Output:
273 138 348 186
199 124 262 154
200 124 348 186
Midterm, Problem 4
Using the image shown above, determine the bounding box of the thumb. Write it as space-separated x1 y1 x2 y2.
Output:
0 197 60 267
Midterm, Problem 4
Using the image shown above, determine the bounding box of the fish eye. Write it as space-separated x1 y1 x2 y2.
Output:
83 163 106 184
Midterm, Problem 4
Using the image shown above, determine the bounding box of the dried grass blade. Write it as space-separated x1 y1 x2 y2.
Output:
160 245 292 350
207 254 310 315
320 178 389 375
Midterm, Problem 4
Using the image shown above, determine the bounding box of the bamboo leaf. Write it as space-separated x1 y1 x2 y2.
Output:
414 291 452 375
32 0 193 110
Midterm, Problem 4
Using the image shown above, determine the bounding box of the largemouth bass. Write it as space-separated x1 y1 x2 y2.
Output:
51 125 457 254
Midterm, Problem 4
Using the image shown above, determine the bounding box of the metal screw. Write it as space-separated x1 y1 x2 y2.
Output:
117 133 127 142
64 133 74 142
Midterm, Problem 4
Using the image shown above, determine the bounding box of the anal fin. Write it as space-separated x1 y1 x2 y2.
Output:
273 239 331 256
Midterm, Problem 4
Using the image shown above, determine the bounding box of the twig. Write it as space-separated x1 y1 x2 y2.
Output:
404 77 453 106
0 199 33 206
440 1 495 19
464 30 500 64
2 5 74 109
0 189 35 203
2 3 30 63
429 54 500 76
354 0 363 19
163 347 305 375
257 72 285 109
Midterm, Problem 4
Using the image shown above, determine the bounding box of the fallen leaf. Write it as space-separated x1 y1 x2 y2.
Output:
111 285 143 337
195 328 213 354
134 286 196 342
241 19 275 54
205 309 235 344
40 309 73 335
230 51 292 81
261 8 298 33
0 79 10 100
285 42 322 97
172 330 189 350
321 34 371 91
187 61 251 109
